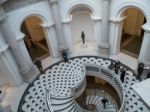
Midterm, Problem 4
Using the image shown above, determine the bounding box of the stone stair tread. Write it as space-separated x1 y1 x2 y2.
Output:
52 101 75 111
51 97 73 105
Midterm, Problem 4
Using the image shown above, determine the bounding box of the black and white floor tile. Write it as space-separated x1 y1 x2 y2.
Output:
18 56 149 112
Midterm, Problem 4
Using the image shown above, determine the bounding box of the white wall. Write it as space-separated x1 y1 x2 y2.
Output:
70 11 95 44
59 0 102 21
0 70 8 88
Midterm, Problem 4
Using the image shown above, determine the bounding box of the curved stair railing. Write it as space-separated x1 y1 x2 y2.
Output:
85 89 117 112
46 65 87 112
46 89 54 112
85 64 125 112
46 63 125 112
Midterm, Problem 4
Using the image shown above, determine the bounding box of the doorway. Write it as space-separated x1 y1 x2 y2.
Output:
21 16 50 61
120 8 146 58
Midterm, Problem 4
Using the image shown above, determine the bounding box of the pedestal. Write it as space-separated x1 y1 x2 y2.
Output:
98 43 109 57
80 43 87 48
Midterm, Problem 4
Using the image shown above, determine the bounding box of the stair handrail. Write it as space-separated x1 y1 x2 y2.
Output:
75 64 86 90
46 89 54 112
85 63 125 112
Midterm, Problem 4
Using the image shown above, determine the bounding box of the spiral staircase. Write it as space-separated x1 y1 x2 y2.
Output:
85 89 117 112
18 56 150 112
45 61 124 112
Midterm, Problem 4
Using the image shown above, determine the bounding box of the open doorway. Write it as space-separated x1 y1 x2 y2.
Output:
120 8 146 58
21 16 50 61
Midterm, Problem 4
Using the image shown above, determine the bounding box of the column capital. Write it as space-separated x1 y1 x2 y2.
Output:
62 18 72 24
109 16 126 23
142 24 150 33
40 23 55 28
91 16 102 22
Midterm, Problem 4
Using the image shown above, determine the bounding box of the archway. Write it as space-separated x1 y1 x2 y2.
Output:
69 5 97 55
21 16 50 61
120 8 146 58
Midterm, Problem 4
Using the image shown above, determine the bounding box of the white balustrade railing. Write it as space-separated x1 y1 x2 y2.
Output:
46 89 54 112
85 64 125 112
46 65 87 112
46 63 125 112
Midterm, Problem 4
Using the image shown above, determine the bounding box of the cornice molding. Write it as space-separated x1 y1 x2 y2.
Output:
91 16 102 22
40 23 55 28
109 16 126 23
142 24 150 33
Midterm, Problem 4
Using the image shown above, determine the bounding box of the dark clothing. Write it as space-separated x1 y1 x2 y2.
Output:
136 63 144 80
81 31 85 44
34 59 44 74
120 68 126 83
62 51 69 63
147 72 150 78
108 61 115 70
114 61 121 74
102 98 108 109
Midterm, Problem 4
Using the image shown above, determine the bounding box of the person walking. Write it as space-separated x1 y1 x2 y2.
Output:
120 67 126 83
34 57 44 74
114 61 121 74
108 61 115 70
101 98 108 109
147 72 150 79
136 62 144 80
61 50 69 63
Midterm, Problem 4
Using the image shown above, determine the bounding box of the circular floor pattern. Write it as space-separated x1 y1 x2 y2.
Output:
18 56 149 112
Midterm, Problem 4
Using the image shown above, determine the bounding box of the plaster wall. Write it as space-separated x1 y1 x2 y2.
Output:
59 0 102 21
70 11 94 44
0 70 8 88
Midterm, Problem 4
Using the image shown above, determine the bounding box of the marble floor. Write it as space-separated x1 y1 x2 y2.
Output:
1 52 143 112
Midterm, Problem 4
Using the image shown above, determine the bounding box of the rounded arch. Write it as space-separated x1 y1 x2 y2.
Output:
64 1 97 20
112 1 150 23
13 10 51 39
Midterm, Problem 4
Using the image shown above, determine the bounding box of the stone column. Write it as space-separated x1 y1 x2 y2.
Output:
138 24 150 65
17 37 37 82
62 19 74 54
109 17 126 55
1 18 37 83
41 23 59 58
98 0 110 56
0 26 23 86
49 0 67 51
92 16 102 52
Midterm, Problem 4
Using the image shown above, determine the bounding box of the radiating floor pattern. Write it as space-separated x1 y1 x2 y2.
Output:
18 56 149 112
